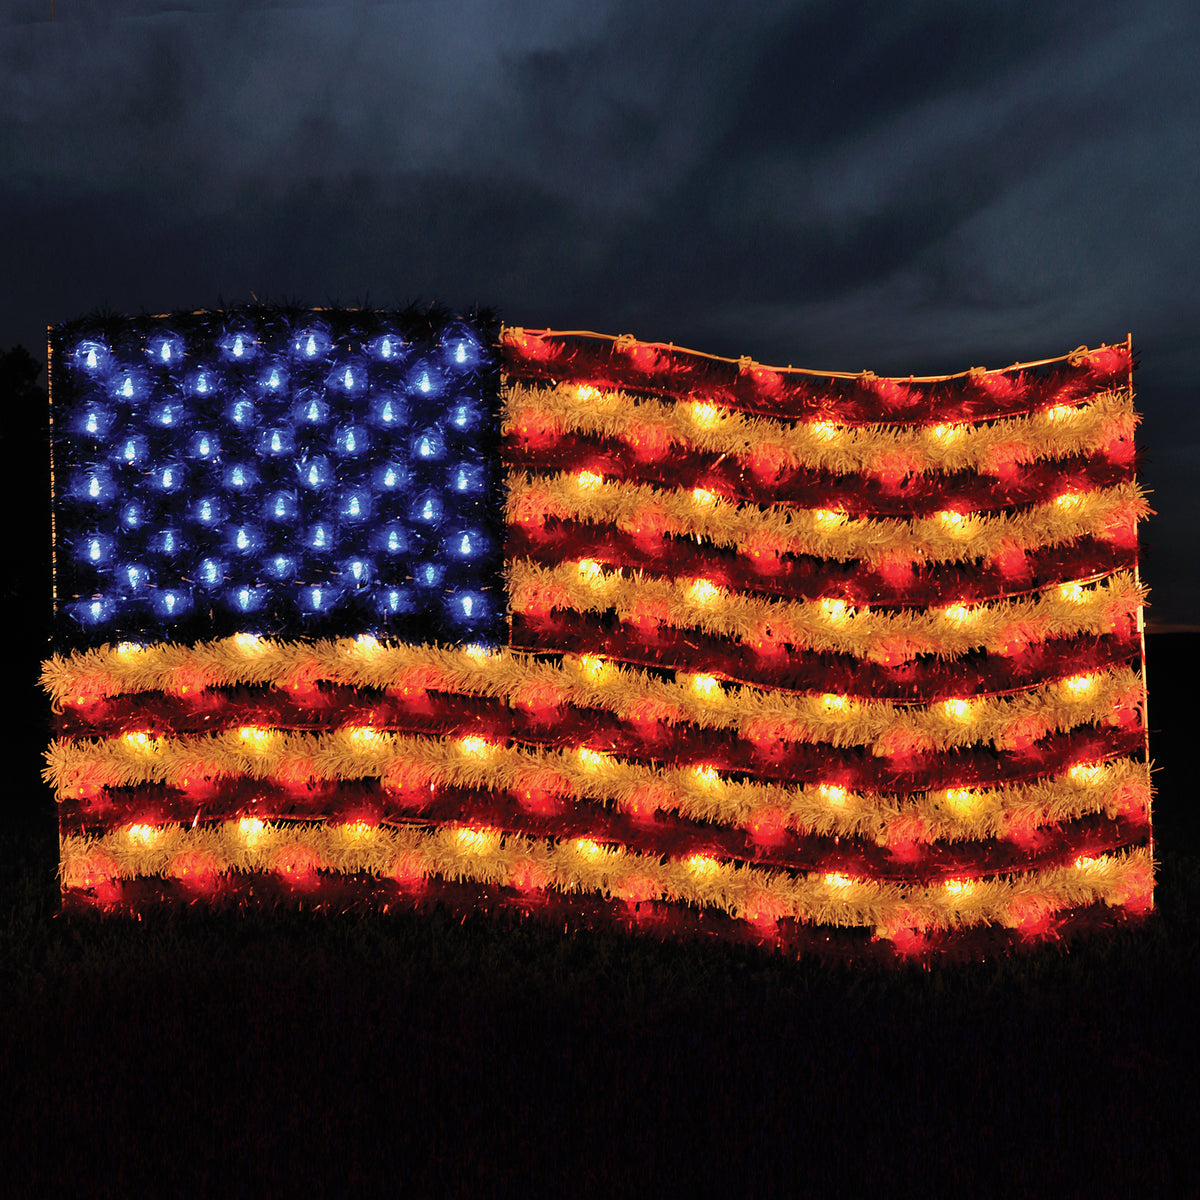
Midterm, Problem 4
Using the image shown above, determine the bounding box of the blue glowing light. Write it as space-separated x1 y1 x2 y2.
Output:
378 586 416 614
151 464 184 492
334 425 369 456
299 457 333 490
258 427 294 456
294 393 329 425
114 435 149 465
449 592 486 623
447 529 486 559
305 522 336 552
72 340 111 374
370 332 406 362
411 492 443 524
74 405 115 438
292 326 331 360
264 490 298 522
449 462 485 493
154 589 190 616
224 462 259 490
121 562 151 592
230 584 266 613
75 467 117 504
79 534 114 565
220 330 258 361
265 553 296 581
339 557 373 587
327 361 366 394
227 396 256 427
373 523 409 555
119 500 148 531
449 401 481 431
190 432 220 459
146 332 185 365
228 525 263 554
150 529 182 557
413 428 444 460
374 462 408 491
195 558 226 589
415 562 445 589
258 364 288 392
111 370 148 401
191 495 225 527
370 394 407 427
339 488 372 522
189 368 217 396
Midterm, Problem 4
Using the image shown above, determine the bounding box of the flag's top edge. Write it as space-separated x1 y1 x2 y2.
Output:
502 326 1134 385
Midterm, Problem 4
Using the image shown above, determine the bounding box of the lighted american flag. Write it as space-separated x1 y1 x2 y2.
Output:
41 311 1153 960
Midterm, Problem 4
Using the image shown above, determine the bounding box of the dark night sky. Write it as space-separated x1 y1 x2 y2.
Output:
3 0 1197 623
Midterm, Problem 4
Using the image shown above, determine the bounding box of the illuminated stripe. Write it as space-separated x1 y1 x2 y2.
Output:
43 641 1142 754
507 562 1144 660
503 381 1137 476
58 822 1155 933
44 729 1150 845
505 474 1149 568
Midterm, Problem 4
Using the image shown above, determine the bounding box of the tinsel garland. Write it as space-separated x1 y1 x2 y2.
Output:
58 820 1154 934
500 328 1134 424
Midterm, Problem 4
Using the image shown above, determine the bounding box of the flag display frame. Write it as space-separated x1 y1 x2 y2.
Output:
41 311 1153 961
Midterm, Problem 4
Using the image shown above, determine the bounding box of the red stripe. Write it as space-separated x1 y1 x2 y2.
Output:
501 334 1130 424
505 524 1137 609
60 870 1150 961
510 611 1143 699
57 781 1149 882
502 437 1136 517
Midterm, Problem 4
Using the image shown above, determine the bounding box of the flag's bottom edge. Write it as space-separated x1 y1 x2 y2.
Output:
57 872 1151 964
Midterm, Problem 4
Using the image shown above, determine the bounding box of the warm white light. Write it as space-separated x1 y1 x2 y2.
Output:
942 698 974 721
824 872 853 889
1058 582 1087 603
690 402 720 427
576 470 604 489
686 854 719 876
127 823 157 845
577 654 609 682
810 421 839 442
943 603 978 626
820 598 848 622
688 578 722 605
238 817 265 843
943 787 977 814
689 673 721 699
818 784 848 806
578 747 610 771
1063 673 1098 698
455 827 498 854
